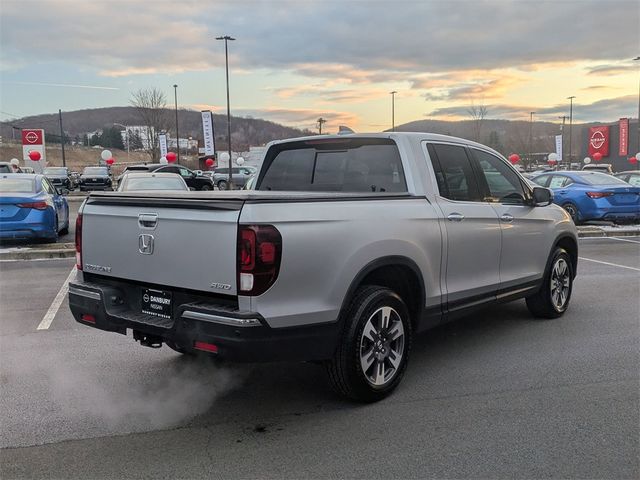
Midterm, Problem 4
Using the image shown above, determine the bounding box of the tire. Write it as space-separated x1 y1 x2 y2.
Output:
561 202 580 224
526 247 574 319
326 286 412 402
46 216 59 243
201 184 212 191
217 180 228 190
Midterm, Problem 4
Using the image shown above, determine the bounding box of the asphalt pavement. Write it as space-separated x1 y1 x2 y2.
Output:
0 237 638 479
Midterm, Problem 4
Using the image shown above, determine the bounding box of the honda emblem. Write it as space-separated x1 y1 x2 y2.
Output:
138 234 154 255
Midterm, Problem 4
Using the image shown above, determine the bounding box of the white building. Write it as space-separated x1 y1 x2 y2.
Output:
120 126 155 150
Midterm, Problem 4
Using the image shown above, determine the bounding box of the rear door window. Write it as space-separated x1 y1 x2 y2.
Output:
258 139 407 193
426 143 482 201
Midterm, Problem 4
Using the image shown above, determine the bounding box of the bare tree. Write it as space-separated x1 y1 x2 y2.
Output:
130 88 168 159
467 101 488 142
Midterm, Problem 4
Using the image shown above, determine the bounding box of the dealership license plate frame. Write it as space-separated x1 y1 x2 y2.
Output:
141 288 172 319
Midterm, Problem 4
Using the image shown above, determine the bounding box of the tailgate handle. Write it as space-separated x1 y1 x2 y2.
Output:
138 213 158 229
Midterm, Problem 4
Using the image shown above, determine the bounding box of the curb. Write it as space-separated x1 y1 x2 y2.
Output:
577 228 640 238
0 248 75 261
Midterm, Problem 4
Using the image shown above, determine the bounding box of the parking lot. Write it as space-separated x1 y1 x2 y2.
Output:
0 236 638 479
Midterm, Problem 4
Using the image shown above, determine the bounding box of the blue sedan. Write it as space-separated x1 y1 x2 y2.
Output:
0 174 69 242
531 171 640 224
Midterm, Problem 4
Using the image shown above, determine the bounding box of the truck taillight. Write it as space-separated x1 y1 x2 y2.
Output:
237 225 282 296
75 213 83 270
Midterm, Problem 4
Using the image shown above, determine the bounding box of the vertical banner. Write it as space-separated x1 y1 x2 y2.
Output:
201 110 215 156
158 132 168 158
588 126 610 157
619 118 629 156
555 135 563 161
21 129 46 173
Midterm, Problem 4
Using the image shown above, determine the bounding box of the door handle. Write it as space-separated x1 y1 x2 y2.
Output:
138 213 158 229
500 213 514 223
447 213 465 222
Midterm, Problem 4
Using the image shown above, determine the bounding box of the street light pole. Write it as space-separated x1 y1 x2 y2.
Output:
173 84 180 163
59 109 66 167
317 117 326 135
390 91 397 132
216 35 235 190
529 111 535 165
634 56 640 162
567 96 576 164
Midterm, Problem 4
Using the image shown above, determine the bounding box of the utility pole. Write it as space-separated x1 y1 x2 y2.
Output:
317 117 327 134
567 96 576 165
390 91 397 132
558 115 567 168
529 111 536 165
216 35 235 190
173 84 180 162
58 109 66 167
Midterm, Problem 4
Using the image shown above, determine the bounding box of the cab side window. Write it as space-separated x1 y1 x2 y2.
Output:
41 178 54 194
472 149 527 204
427 143 482 202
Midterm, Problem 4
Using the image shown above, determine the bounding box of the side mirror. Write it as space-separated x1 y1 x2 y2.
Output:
55 187 62 196
531 186 553 207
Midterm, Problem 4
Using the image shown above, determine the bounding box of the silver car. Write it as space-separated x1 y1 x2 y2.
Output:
212 166 257 189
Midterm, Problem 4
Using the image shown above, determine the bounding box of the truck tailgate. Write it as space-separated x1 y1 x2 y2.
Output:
81 194 242 294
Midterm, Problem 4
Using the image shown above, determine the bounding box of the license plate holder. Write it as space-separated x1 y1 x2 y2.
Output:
141 288 172 319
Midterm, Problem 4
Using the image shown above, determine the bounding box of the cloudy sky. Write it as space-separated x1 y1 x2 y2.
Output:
0 0 638 131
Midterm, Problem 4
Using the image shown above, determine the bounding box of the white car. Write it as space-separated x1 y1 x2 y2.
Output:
116 172 189 192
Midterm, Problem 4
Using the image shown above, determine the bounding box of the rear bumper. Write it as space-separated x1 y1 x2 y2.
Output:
68 278 340 362
0 212 56 239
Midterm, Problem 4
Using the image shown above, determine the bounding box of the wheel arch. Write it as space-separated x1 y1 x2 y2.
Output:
339 256 426 331
552 233 578 278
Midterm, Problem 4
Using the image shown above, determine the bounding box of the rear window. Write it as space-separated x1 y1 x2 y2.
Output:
123 177 187 191
0 178 35 192
258 139 407 193
575 172 627 185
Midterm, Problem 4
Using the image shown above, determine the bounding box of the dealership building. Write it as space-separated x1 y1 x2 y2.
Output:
580 118 639 172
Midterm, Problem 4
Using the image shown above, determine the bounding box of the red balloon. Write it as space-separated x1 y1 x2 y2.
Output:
28 150 41 161
508 154 520 164
630 157 639 165
106 158 115 165
593 152 602 161
205 158 214 167
166 152 177 163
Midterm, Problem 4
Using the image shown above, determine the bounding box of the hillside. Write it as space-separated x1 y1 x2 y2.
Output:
0 107 312 152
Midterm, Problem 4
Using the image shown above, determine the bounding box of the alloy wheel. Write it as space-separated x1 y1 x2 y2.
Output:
359 306 405 387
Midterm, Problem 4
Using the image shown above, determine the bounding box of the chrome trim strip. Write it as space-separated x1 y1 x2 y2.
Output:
182 310 261 327
68 286 101 301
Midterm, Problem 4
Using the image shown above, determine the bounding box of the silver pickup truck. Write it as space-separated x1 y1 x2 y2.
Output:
69 133 578 402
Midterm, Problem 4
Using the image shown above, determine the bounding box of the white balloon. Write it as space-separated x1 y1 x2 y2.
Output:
219 152 230 163
10 158 19 166
548 153 558 162
583 157 591 164
636 152 640 161
159 156 168 164
101 149 112 161
236 156 245 166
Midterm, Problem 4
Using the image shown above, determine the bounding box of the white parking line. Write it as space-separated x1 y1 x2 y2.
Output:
37 266 77 330
578 257 640 272
606 237 640 244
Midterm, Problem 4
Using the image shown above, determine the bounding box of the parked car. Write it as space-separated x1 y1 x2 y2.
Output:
531 171 640 224
614 171 640 186
117 172 189 192
119 164 214 191
69 132 578 402
0 174 69 242
582 163 613 175
43 166 73 192
79 166 112 191
212 166 256 189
